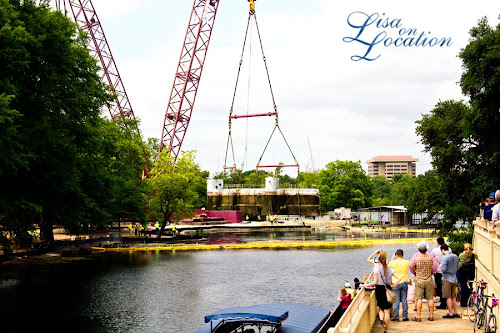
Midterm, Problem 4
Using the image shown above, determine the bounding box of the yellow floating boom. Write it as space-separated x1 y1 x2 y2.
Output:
91 237 436 253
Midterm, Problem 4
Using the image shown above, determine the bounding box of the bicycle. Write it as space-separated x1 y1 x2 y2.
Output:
468 280 488 322
474 294 498 333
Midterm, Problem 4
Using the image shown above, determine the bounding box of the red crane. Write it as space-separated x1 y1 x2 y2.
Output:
159 0 221 162
55 0 150 176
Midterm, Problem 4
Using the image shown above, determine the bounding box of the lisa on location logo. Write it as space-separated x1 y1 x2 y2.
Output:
343 11 453 61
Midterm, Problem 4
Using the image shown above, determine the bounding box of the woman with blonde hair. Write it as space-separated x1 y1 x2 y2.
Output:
366 250 401 332
458 243 478 307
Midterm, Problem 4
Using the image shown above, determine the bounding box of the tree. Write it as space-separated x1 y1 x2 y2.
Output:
415 16 500 228
145 151 208 238
0 1 148 249
404 171 446 226
296 171 320 188
318 160 372 211
370 176 392 206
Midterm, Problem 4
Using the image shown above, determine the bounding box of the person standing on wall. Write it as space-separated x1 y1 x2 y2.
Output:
431 237 449 309
491 190 500 223
388 249 410 322
483 192 497 221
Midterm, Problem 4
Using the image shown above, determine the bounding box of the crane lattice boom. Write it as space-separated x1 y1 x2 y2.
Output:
159 0 220 161
56 0 150 176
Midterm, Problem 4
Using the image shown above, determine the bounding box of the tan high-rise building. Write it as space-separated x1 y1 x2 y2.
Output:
366 155 418 180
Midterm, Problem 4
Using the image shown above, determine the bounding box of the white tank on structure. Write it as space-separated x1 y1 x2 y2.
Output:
265 177 279 191
207 179 224 192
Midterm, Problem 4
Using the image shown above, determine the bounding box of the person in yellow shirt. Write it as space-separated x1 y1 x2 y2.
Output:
388 249 410 321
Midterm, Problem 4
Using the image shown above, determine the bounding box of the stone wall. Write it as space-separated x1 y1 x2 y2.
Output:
473 218 500 320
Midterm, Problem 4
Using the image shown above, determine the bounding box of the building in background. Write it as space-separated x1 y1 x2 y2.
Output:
366 155 418 180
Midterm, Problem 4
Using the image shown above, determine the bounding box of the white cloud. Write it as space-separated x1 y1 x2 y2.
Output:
53 0 499 177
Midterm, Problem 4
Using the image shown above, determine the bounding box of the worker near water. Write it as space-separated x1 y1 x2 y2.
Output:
172 224 177 238
154 221 160 236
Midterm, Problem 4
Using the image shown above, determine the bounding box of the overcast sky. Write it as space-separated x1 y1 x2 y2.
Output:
54 0 499 177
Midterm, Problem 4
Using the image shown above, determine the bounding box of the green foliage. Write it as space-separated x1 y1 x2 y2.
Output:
318 160 372 211
0 1 149 250
296 171 319 188
446 226 474 254
145 151 208 237
415 16 500 231
213 168 298 188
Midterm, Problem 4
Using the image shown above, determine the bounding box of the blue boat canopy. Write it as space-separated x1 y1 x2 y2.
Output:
195 303 332 333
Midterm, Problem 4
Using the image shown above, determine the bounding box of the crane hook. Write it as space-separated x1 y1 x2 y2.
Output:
249 0 255 15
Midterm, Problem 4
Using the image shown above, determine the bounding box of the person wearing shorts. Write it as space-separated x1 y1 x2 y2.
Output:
409 240 438 321
440 244 460 318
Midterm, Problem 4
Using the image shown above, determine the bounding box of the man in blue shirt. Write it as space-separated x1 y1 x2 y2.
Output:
483 192 497 220
440 244 460 318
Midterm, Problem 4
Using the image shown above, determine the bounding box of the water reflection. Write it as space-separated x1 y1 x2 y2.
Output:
0 234 428 333
204 229 424 244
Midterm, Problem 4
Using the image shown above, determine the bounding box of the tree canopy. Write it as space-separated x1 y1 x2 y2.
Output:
0 0 148 252
415 16 500 229
318 160 372 211
145 151 208 237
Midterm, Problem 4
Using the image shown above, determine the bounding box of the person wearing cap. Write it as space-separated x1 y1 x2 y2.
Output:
388 249 410 321
431 237 451 309
440 244 460 318
409 240 438 322
483 192 497 221
344 282 356 299
491 190 500 224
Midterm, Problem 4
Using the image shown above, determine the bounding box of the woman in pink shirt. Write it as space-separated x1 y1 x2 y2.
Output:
337 287 352 315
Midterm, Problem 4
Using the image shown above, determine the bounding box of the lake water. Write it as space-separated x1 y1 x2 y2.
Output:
0 231 429 333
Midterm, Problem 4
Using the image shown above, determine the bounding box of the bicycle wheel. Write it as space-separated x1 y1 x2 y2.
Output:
468 294 477 322
475 310 486 333
486 314 497 333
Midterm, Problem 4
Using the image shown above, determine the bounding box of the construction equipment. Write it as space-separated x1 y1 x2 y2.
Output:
55 0 297 174
54 0 150 176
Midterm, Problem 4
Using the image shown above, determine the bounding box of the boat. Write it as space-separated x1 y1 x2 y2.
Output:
195 302 343 333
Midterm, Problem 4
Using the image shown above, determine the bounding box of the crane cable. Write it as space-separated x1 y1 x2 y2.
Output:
242 18 253 172
252 10 299 171
224 0 299 175
224 11 252 173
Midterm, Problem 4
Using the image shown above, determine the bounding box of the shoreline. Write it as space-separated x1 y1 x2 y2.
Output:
90 236 435 253
1 222 436 264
